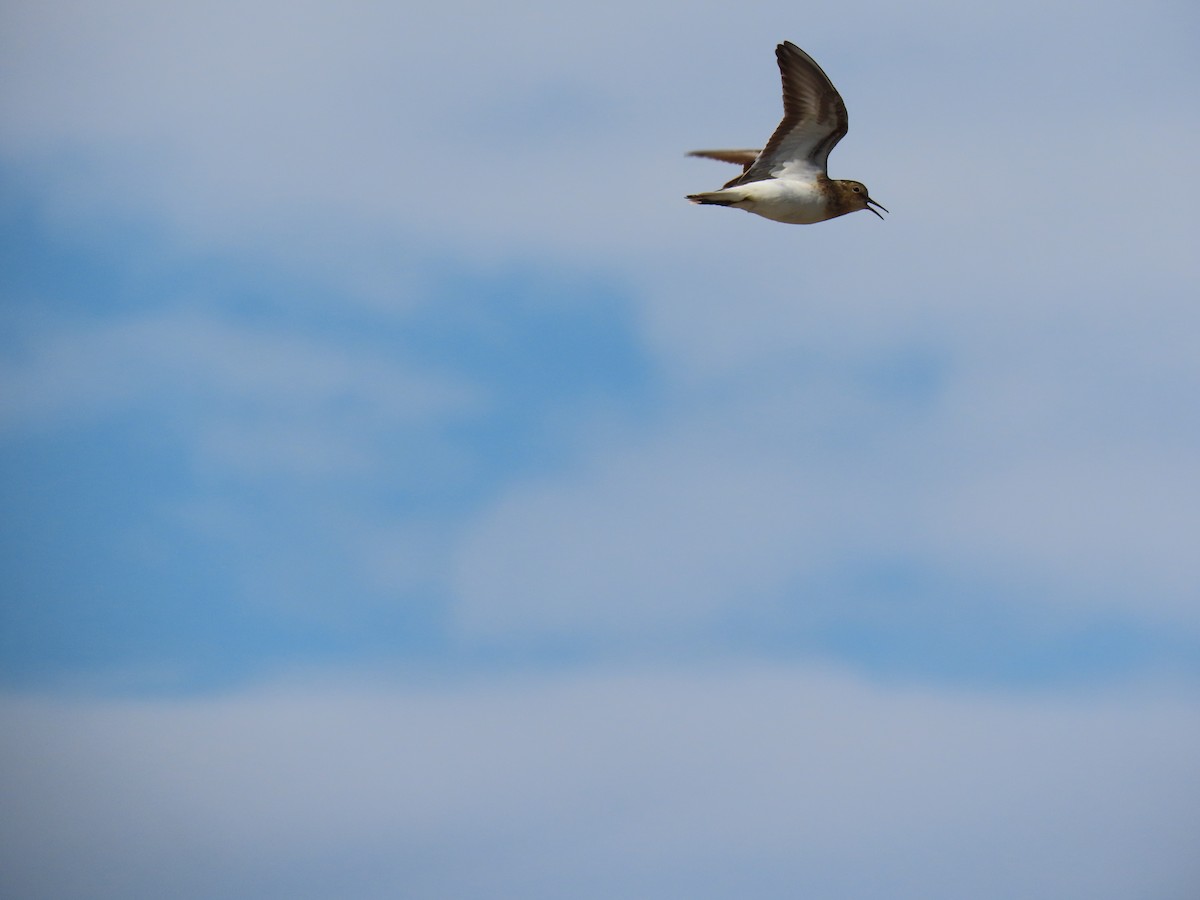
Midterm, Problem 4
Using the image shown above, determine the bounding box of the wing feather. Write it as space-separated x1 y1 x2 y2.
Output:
686 149 761 172
725 41 848 187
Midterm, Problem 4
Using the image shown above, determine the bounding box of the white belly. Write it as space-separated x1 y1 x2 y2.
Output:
728 179 829 225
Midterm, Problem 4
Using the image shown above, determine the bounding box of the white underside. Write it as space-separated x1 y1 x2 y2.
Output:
714 178 828 225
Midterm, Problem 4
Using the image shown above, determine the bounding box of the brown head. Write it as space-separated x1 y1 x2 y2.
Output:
832 180 888 220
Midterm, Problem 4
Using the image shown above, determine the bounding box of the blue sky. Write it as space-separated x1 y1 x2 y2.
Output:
2 1 1200 897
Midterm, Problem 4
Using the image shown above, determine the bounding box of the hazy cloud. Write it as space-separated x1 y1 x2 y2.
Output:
2 668 1198 899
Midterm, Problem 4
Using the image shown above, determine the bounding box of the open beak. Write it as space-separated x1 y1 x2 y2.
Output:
866 197 888 220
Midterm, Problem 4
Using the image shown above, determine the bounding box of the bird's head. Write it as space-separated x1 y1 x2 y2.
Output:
836 180 888 220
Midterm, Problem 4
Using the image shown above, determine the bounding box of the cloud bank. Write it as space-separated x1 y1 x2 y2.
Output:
3 668 1198 900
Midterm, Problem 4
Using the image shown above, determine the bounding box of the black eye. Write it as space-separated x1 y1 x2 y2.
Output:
853 186 861 192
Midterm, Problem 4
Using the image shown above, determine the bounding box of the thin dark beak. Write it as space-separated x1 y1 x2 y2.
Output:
866 198 888 220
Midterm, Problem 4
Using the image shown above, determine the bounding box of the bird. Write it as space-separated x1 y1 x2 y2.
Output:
686 41 886 225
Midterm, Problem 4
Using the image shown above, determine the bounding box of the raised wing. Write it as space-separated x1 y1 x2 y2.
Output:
724 41 848 187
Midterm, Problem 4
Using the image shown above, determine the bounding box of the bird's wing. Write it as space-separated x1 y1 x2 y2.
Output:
725 41 848 187
686 149 762 172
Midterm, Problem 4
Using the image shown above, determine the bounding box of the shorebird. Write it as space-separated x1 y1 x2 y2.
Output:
687 41 886 225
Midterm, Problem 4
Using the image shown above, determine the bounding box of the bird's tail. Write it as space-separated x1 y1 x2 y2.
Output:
686 192 739 206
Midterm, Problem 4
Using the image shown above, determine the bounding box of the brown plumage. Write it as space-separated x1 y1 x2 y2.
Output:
686 41 886 225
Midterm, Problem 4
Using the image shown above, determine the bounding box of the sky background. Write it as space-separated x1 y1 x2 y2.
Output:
2 1 1199 897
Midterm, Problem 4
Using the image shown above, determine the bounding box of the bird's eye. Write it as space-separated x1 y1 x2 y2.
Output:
853 186 861 192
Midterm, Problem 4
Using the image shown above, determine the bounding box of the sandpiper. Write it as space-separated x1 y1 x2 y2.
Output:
687 41 886 225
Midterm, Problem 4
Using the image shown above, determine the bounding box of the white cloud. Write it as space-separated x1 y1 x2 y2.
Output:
1 669 1197 899
453 354 1200 640
455 440 819 639
919 449 1200 617
0 310 480 477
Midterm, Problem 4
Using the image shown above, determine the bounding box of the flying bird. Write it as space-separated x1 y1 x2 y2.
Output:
687 41 886 225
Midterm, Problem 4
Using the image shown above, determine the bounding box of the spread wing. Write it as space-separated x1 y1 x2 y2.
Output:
724 41 848 188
